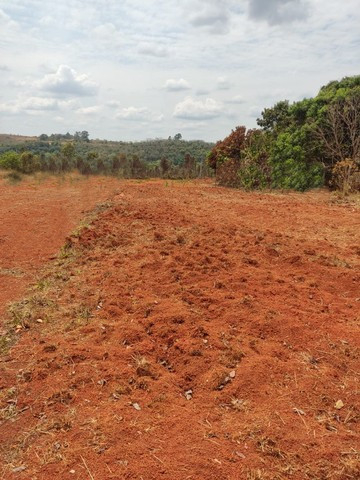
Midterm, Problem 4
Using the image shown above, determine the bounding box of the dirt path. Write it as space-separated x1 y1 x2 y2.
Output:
0 174 121 320
0 180 359 479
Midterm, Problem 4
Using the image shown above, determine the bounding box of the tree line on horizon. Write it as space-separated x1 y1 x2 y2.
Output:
208 75 360 192
0 136 214 179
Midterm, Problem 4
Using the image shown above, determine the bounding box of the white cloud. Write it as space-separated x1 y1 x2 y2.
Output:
188 0 231 34
92 23 122 46
116 106 164 122
0 96 77 114
0 98 58 114
38 16 54 26
21 97 60 111
0 8 17 28
249 105 262 117
196 88 211 96
37 65 98 97
163 78 191 91
226 95 245 104
138 43 169 57
0 103 19 114
76 105 101 115
106 100 121 108
173 97 224 120
217 76 232 90
248 0 310 25
116 106 148 120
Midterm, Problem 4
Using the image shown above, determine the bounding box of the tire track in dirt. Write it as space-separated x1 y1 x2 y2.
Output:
0 174 122 321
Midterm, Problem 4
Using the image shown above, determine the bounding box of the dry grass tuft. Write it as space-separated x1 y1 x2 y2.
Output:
132 354 152 376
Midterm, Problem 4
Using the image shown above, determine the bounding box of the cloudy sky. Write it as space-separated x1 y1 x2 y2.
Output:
0 0 359 141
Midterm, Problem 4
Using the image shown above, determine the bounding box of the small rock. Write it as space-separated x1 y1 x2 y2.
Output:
335 400 344 410
293 407 306 416
132 402 141 411
69 470 76 474
12 466 26 473
229 370 236 379
235 451 246 459
36 318 43 323
185 389 193 400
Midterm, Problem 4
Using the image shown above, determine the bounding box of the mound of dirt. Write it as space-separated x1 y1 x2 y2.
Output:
1 180 359 479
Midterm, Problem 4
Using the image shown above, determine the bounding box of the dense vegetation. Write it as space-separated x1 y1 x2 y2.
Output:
208 75 360 192
0 134 214 179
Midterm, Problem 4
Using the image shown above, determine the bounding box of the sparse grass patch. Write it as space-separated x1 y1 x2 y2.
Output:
220 347 245 368
8 294 56 329
35 277 52 291
32 171 51 184
330 190 360 207
0 268 24 277
0 335 13 355
246 469 271 480
94 200 113 213
0 386 17 402
76 304 92 323
0 402 18 422
230 397 248 412
58 241 76 260
256 436 286 459
0 387 18 423
5 171 23 184
71 221 91 239
35 442 68 466
132 354 152 377
63 303 94 330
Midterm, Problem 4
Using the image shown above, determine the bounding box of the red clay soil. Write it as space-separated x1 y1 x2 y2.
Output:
0 180 359 480
0 173 121 319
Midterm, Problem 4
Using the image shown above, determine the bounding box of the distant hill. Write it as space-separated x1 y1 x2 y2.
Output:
0 134 38 144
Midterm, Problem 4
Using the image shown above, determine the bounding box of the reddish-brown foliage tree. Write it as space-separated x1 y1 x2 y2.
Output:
207 126 247 171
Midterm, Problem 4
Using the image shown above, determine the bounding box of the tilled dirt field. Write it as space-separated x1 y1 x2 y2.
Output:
0 179 359 480
0 173 121 318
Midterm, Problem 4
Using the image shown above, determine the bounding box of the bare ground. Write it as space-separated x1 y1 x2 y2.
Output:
0 178 359 480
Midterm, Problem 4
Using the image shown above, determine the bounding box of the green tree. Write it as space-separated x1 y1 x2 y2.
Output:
270 131 324 191
61 142 76 170
257 100 292 132
74 130 90 142
130 155 145 178
0 151 21 170
19 151 41 173
160 157 170 177
183 153 196 178
315 88 360 166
